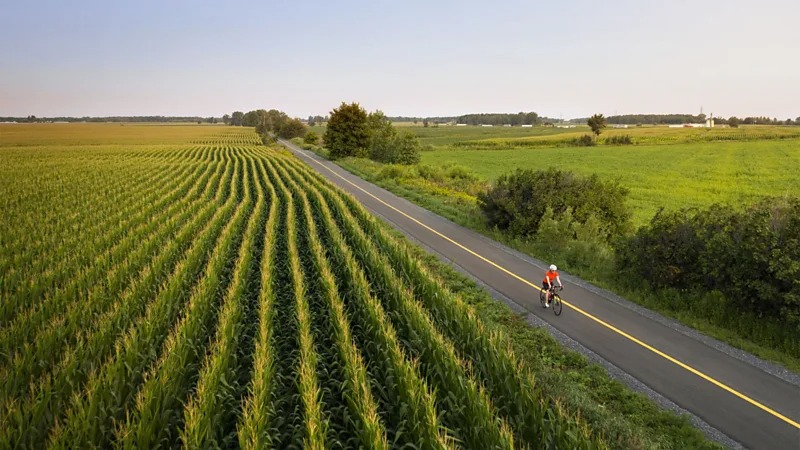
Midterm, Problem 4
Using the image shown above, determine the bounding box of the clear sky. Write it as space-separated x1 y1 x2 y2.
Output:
2 0 798 120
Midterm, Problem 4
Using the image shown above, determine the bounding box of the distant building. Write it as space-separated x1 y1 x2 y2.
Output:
521 124 533 128
481 124 493 127
456 123 468 126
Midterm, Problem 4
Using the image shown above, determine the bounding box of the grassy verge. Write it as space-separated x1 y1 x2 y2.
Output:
332 155 800 374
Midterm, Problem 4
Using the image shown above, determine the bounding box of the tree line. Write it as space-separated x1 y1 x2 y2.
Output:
603 114 800 126
457 112 541 126
224 109 307 141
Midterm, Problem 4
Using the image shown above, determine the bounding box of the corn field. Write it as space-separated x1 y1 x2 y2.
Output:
1 129 605 449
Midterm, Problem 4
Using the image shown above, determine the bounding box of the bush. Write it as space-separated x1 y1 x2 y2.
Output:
390 131 421 165
477 168 631 241
568 134 596 147
616 197 800 327
604 135 633 145
304 131 319 145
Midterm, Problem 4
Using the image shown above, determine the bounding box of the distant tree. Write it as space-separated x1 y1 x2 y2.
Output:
222 114 230 125
587 114 607 136
324 102 369 159
253 110 270 135
242 110 260 127
197 120 202 124
728 116 741 128
277 118 307 139
308 115 315 126
423 119 429 128
231 111 244 126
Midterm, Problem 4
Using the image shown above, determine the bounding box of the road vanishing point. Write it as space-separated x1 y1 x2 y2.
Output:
280 139 800 450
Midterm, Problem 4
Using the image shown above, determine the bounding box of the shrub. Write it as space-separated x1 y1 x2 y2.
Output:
376 164 413 180
604 135 633 145
390 131 421 165
616 197 800 327
477 168 631 241
568 134 596 147
304 131 319 145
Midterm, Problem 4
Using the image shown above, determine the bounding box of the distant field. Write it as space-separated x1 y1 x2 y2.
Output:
309 123 800 226
0 123 244 147
421 139 800 226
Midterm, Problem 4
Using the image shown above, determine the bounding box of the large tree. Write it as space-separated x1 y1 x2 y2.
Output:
277 118 307 139
587 114 607 136
324 102 369 159
231 111 244 126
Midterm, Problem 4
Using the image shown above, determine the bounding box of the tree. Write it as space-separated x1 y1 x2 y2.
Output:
308 115 315 126
423 119 429 128
222 114 230 125
728 116 740 128
242 110 260 127
324 102 369 159
366 110 396 162
231 111 244 126
390 131 421 165
587 114 606 136
277 118 307 139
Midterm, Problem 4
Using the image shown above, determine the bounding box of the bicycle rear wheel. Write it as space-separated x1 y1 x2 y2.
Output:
552 294 563 316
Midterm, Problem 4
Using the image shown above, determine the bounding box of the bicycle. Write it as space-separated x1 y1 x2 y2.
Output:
539 285 563 316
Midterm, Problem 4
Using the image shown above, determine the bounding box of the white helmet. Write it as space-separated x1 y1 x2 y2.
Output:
549 264 557 271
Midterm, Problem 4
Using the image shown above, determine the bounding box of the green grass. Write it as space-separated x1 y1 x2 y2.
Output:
420 140 800 226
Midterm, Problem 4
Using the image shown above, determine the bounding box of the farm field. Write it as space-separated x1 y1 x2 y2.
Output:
420 139 800 226
0 124 608 448
309 123 800 227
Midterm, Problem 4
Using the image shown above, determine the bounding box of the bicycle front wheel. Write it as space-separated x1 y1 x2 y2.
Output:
552 294 563 316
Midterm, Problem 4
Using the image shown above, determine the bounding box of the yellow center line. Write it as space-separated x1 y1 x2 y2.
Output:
296 146 800 430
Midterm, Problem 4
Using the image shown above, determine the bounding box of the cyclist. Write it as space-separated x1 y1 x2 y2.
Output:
542 264 562 307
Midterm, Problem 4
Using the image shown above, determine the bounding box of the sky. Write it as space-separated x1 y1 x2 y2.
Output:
2 0 799 120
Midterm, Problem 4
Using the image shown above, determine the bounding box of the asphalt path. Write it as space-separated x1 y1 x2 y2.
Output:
280 140 800 450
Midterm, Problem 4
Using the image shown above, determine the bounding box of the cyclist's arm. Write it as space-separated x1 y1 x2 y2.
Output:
556 275 562 287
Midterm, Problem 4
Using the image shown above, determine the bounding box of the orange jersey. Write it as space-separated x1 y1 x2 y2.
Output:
543 270 559 284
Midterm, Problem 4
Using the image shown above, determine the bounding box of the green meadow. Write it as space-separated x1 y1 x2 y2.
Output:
420 139 800 226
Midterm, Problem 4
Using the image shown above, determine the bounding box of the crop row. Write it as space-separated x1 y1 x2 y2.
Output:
1 142 605 448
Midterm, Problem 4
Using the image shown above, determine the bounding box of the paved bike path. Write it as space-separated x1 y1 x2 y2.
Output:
280 140 800 450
